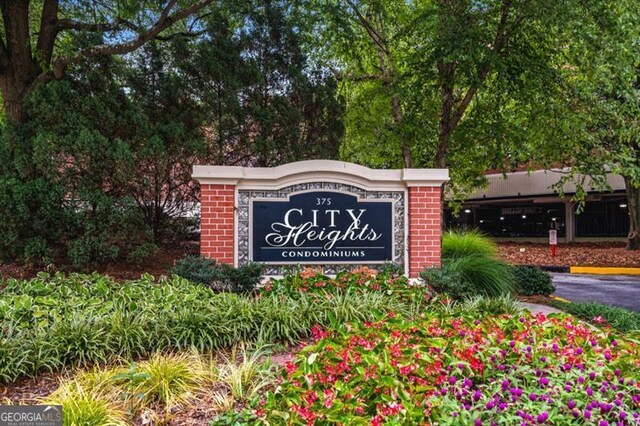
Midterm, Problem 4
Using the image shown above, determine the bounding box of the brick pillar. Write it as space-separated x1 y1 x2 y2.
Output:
408 186 443 277
200 184 235 265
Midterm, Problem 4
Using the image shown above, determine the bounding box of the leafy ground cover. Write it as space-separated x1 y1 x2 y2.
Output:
552 301 640 333
3 267 639 425
258 309 640 425
0 271 429 384
263 266 431 303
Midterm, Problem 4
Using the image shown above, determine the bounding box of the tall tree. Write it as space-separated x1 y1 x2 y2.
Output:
317 0 625 198
528 1 640 249
0 0 214 122
181 0 344 166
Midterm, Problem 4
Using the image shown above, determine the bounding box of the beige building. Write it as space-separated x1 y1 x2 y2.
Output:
446 169 628 243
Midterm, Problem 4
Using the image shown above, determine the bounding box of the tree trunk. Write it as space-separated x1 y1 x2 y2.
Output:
625 176 640 250
436 61 455 169
0 76 29 122
390 94 411 168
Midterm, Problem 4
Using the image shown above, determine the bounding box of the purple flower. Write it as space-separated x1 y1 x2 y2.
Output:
586 387 594 397
539 377 550 387
449 376 457 384
475 420 482 426
529 393 537 402
568 400 576 409
584 410 592 419
537 412 549 423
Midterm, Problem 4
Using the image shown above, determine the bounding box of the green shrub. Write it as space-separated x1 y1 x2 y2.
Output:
23 237 55 265
126 243 159 265
170 255 218 285
421 255 514 300
68 235 120 269
211 262 264 294
377 262 404 277
512 265 555 296
442 229 497 259
0 272 419 384
551 301 640 333
171 256 263 293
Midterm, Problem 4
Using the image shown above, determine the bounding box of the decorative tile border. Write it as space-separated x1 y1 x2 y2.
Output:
237 182 405 275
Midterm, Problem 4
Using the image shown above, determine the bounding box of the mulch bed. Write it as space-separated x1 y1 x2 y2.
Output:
498 241 640 267
0 373 60 405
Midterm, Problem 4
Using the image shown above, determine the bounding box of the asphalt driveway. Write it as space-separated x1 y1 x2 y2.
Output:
552 273 640 312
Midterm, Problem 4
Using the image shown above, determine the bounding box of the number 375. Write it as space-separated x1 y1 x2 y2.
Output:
316 198 331 206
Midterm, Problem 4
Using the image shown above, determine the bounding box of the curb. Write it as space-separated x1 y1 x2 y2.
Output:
569 266 640 275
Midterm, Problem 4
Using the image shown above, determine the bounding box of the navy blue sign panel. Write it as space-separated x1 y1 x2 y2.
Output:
252 191 393 263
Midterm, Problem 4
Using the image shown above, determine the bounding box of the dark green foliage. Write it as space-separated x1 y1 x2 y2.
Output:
425 231 514 300
377 262 404 278
421 255 514 300
512 266 555 296
0 272 420 384
420 265 468 299
0 1 344 268
211 262 264 294
210 409 259 425
552 301 640 333
171 256 263 293
171 256 218 285
126 243 160 265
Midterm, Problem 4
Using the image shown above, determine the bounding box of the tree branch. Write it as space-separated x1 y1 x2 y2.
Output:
154 30 206 41
36 0 59 66
344 0 389 55
449 0 513 130
56 17 138 33
52 0 214 77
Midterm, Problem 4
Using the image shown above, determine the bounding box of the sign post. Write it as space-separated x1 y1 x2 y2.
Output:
549 228 557 258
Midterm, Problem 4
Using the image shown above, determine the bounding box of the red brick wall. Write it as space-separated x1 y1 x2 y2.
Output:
408 186 443 277
200 184 235 265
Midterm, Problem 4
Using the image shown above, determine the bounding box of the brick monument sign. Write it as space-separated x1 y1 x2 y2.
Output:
192 160 449 277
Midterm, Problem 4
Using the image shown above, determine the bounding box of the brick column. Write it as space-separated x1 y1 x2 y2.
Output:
408 186 443 277
200 184 235 265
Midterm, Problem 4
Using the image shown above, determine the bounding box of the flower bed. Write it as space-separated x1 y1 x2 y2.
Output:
260 310 640 425
262 266 432 303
